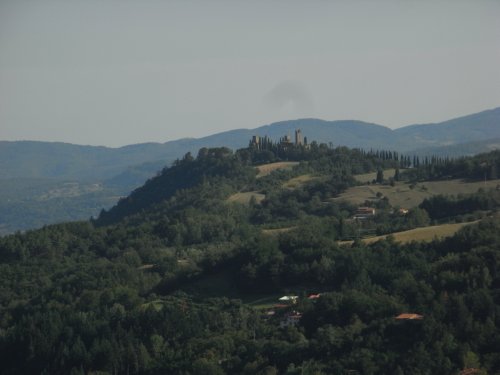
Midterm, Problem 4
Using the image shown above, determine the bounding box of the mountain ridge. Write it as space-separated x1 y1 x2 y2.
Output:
2 106 499 182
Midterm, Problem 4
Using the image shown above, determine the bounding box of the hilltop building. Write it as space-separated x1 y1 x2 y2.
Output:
250 135 272 150
295 129 304 146
249 129 308 150
279 134 293 146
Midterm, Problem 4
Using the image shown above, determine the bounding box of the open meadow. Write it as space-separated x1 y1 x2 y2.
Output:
282 174 319 189
255 161 299 177
339 220 478 246
335 177 500 208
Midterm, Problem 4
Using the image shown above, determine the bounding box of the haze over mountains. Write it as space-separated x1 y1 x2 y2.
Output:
2 107 500 182
0 107 499 234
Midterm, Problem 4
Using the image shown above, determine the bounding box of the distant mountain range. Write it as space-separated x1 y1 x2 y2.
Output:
2 107 500 182
1 106 499 234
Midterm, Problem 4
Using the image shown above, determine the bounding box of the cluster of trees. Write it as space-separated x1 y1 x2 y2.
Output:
241 141 403 170
98 148 257 225
402 150 500 182
1 145 500 374
420 190 500 220
2 219 499 374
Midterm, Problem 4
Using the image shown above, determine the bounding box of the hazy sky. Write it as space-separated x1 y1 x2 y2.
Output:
1 1 500 147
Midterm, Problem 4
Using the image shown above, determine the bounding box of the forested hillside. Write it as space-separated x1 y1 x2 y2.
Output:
1 144 500 374
2 107 500 234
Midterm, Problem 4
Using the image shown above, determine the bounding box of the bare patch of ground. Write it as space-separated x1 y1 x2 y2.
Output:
227 191 266 205
283 174 319 189
255 162 299 177
262 227 297 235
137 264 155 270
339 221 478 246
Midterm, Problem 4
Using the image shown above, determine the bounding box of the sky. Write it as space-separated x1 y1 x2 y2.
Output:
1 1 500 147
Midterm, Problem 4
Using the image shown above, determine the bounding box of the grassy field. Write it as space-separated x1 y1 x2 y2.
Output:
227 191 266 205
242 294 285 310
255 161 299 177
283 174 319 189
261 226 297 236
339 221 478 246
354 169 396 183
335 178 500 208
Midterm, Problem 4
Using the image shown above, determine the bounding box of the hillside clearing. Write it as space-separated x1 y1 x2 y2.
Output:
227 191 265 205
334 178 500 208
283 174 319 189
262 226 297 235
255 161 299 177
354 169 396 183
339 221 478 245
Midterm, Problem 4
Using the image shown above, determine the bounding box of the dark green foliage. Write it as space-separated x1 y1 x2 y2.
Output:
2 217 500 374
1 146 500 374
376 169 384 183
98 147 257 225
401 150 500 182
420 190 500 220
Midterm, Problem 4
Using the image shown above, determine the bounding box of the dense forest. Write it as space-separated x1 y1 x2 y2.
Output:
1 144 499 374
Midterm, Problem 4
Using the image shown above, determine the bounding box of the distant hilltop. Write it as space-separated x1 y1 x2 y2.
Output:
1 106 500 182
